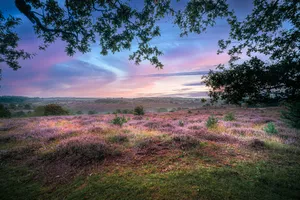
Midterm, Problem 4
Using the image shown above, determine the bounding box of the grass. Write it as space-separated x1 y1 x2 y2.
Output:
1 106 300 199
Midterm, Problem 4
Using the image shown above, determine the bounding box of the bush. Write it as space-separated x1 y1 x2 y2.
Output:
76 111 83 115
224 112 235 121
24 104 31 110
134 105 145 115
0 104 11 118
201 98 207 103
188 110 192 114
108 134 129 143
12 111 26 118
206 115 218 128
111 115 128 126
263 122 278 134
44 104 69 116
281 102 300 129
32 106 45 116
88 110 97 115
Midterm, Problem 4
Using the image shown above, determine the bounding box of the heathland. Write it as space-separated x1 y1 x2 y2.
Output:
0 99 300 200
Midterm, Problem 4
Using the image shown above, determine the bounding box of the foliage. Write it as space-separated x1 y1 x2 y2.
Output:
281 102 300 129
76 111 83 115
0 104 11 118
44 104 69 116
204 58 300 104
9 103 17 109
0 12 33 69
263 122 278 134
188 110 192 114
12 111 26 118
111 115 128 126
204 0 299 104
0 96 30 103
201 98 207 103
108 134 129 143
88 110 97 115
32 106 45 116
24 104 31 110
224 112 235 121
206 115 218 128
134 105 145 116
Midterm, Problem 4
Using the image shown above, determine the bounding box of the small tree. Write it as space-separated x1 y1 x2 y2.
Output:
44 104 69 116
0 104 11 118
134 105 145 116
111 115 128 127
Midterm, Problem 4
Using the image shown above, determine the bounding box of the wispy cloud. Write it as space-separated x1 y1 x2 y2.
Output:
144 71 209 77
182 82 205 86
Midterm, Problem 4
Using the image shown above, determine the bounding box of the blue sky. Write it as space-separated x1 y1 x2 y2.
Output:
0 0 253 98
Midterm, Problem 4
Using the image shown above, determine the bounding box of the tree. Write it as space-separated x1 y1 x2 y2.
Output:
0 11 32 70
203 0 299 104
44 104 69 116
0 104 11 118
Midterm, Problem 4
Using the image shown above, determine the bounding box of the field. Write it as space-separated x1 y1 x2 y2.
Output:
1 106 300 200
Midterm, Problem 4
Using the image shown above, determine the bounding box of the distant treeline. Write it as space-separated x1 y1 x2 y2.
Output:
0 96 31 103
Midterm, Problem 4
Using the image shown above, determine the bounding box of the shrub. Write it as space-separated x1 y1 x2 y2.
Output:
32 106 45 116
46 135 114 163
173 135 199 150
206 115 218 128
0 104 11 118
263 122 278 134
24 104 31 110
134 105 145 115
12 111 26 118
178 120 184 127
44 104 69 116
88 110 97 115
116 109 122 114
281 102 300 129
201 98 207 103
111 115 128 126
75 111 82 115
108 134 129 143
188 110 192 114
224 112 235 121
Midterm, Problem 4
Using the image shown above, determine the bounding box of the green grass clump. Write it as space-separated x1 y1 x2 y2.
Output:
263 122 278 134
224 112 235 121
206 115 218 128
111 115 128 126
108 134 129 143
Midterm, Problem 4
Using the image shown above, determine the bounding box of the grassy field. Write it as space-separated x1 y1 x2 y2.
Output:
1 106 300 200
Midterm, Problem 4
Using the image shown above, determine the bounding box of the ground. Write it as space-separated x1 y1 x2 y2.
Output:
1 106 300 200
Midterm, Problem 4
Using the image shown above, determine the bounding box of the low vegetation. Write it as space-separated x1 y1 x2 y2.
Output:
1 106 300 200
44 104 69 116
133 105 145 115
111 115 128 126
206 115 218 128
0 104 11 118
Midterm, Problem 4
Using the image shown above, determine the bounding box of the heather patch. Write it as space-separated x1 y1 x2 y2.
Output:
42 135 118 165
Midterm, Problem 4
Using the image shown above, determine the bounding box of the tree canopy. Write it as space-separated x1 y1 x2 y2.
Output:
0 0 299 104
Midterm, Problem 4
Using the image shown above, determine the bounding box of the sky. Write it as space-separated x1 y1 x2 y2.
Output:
0 0 253 98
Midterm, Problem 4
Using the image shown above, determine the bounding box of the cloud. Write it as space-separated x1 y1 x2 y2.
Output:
182 82 205 86
145 70 209 77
